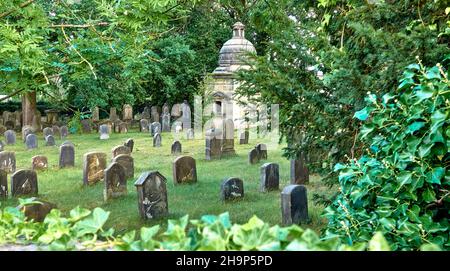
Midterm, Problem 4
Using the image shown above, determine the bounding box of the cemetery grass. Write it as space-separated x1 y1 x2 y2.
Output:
1 130 335 235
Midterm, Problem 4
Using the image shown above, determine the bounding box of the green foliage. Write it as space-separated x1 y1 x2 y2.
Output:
324 60 450 251
67 110 82 134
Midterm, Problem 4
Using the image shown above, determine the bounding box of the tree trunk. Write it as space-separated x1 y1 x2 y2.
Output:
22 91 36 127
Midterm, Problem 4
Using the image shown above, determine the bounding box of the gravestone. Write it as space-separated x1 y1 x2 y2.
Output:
99 124 110 140
31 155 48 170
81 119 92 133
0 125 6 136
281 185 309 225
134 171 168 220
60 126 69 138
151 106 160 123
205 135 222 160
172 156 197 184
220 177 244 201
112 154 134 179
0 170 7 200
45 109 59 125
25 134 38 150
11 169 38 197
31 110 42 132
83 152 107 185
171 103 181 117
0 151 16 173
111 145 131 159
20 198 56 222
181 100 191 130
141 106 151 120
110 107 118 121
52 125 61 139
22 126 33 142
113 120 122 133
186 128 194 140
256 143 268 160
239 130 249 144
248 148 260 164
161 103 171 132
43 127 53 138
124 138 134 152
119 122 128 133
150 122 161 136
123 104 133 121
59 143 75 168
5 120 14 130
260 163 279 192
290 153 309 184
140 119 149 132
171 141 182 155
153 133 161 147
221 119 235 156
45 135 56 146
104 162 127 201
4 130 16 145
92 106 99 122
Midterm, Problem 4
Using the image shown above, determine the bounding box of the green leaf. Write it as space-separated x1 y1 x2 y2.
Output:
354 107 369 121
368 232 390 251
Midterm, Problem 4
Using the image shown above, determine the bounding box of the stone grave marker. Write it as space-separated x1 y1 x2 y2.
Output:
0 170 7 200
248 148 260 164
172 156 197 184
186 128 194 140
111 145 131 159
60 126 69 138
4 130 16 145
171 103 181 117
103 162 127 201
150 122 161 136
221 119 235 156
45 135 56 146
281 185 309 225
134 171 168 220
123 104 133 121
83 152 107 185
290 153 309 185
11 169 38 197
140 119 149 132
59 142 75 168
256 143 267 160
43 127 53 138
205 135 222 160
110 107 118 122
92 106 99 122
153 133 161 147
124 138 134 152
181 100 191 130
162 103 171 132
171 140 182 155
112 154 134 179
220 177 244 201
260 163 279 192
25 134 38 150
151 106 160 123
239 130 249 144
31 155 48 171
20 198 56 222
99 124 110 140
52 125 61 139
119 122 128 133
0 151 16 173
22 126 33 142
81 119 92 133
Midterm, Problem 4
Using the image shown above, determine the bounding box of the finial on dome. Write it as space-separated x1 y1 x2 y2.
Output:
233 22 245 38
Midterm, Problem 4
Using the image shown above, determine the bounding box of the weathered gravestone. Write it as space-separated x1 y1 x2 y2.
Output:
281 185 309 225
140 119 149 132
112 154 134 179
83 152 107 185
81 119 92 133
123 104 133 121
59 142 75 168
0 151 16 173
134 171 168 220
22 126 33 143
110 107 118 122
0 170 7 200
256 143 267 160
205 135 222 160
239 130 249 144
31 155 48 170
113 120 122 133
25 134 38 150
103 162 127 201
4 130 16 145
5 120 14 130
92 106 100 122
161 103 171 132
99 124 110 140
11 169 38 197
153 133 161 147
181 100 191 130
151 106 160 123
43 127 53 138
119 122 128 133
171 103 181 117
248 148 260 164
20 198 56 222
124 138 134 152
150 122 161 136
141 106 151 120
172 156 197 184
260 163 279 192
111 145 131 159
186 128 194 140
60 126 69 138
290 153 309 184
221 119 235 156
220 177 244 201
52 125 61 139
45 135 56 146
171 141 182 155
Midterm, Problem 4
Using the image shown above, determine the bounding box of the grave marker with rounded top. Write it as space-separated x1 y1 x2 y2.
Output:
99 124 110 140
124 138 134 152
256 143 267 160
25 134 38 150
172 156 197 184
220 177 244 201
111 145 131 159
112 154 134 179
52 125 61 139
123 104 133 121
171 140 182 155
31 155 48 171
22 126 33 142
0 170 7 200
83 152 107 185
153 133 161 147
11 169 38 197
140 119 149 132
43 127 53 138
20 197 56 222
60 126 69 138
59 143 75 168
150 122 161 136
104 162 127 201
239 130 249 144
0 151 16 173
134 171 168 220
248 148 260 164
45 135 56 146
281 184 309 225
260 163 279 192
4 130 16 145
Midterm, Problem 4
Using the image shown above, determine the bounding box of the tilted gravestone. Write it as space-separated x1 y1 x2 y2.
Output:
43 127 53 138
112 154 134 179
281 184 309 225
111 145 131 159
11 169 38 197
205 134 222 160
172 156 197 184
220 177 244 201
60 126 69 138
171 140 182 155
153 133 161 147
124 138 134 152
104 162 127 201
83 152 107 186
256 143 268 160
25 134 38 150
59 142 75 168
4 130 16 145
0 170 7 200
260 163 279 192
0 151 16 173
140 119 149 132
81 119 92 133
52 125 61 139
45 135 56 146
134 171 168 220
150 122 161 136
239 130 249 144
31 155 48 171
99 124 110 140
248 148 260 164
290 153 309 185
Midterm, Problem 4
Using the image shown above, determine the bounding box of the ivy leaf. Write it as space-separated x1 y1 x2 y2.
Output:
406 122 426 134
368 232 390 251
354 107 370 121
395 172 412 192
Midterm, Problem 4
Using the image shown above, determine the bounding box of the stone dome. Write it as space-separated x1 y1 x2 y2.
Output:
218 22 256 67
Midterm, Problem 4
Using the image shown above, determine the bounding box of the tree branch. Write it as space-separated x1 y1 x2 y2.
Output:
0 89 24 102
0 0 35 19
50 22 109 28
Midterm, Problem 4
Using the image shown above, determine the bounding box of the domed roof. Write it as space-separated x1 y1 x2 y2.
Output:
218 22 256 67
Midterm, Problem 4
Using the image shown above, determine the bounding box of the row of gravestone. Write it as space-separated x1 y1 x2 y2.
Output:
2 126 69 146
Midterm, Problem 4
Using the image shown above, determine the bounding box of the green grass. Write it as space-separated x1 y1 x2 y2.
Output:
1 128 333 235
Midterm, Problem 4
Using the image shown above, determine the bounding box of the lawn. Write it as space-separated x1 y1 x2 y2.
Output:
1 128 333 235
